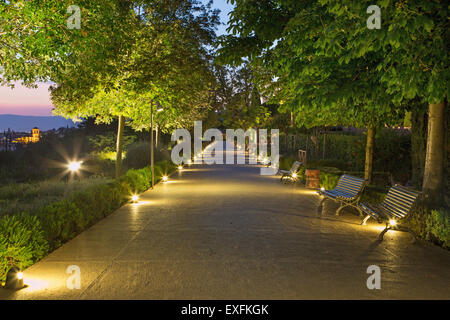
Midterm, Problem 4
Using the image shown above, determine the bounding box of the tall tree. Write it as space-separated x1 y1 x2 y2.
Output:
316 0 449 204
218 0 404 182
51 0 219 176
219 0 448 198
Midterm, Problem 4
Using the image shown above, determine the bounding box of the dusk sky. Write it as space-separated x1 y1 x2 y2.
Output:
0 0 234 117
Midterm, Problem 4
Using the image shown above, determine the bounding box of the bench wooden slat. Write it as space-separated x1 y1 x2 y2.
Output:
359 185 421 241
388 188 419 203
360 185 420 223
335 175 365 196
379 186 420 219
318 174 367 216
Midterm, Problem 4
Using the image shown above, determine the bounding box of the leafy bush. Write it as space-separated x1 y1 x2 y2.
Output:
35 200 83 249
0 161 176 280
426 208 450 249
0 215 49 281
121 167 152 193
124 141 171 170
319 172 340 190
88 133 136 153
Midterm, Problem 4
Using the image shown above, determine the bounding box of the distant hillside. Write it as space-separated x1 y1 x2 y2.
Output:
0 114 76 132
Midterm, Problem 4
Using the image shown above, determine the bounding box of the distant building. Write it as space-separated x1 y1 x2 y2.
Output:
13 127 40 144
1 129 17 151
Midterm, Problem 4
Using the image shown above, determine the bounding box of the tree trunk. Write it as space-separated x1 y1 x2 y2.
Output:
411 108 427 188
115 114 125 179
422 101 445 205
155 125 159 149
364 126 376 183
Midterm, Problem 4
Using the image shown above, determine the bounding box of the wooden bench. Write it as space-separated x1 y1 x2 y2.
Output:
359 185 421 241
279 161 302 182
317 174 367 216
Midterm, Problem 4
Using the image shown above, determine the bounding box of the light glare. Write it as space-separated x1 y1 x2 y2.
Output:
68 161 82 172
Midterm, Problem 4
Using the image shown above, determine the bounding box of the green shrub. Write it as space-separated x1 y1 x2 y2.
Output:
0 215 49 281
36 200 84 249
154 160 177 181
319 172 340 190
124 141 171 170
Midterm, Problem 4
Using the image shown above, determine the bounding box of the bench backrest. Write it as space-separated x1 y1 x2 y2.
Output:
335 174 366 197
380 185 421 219
290 161 302 174
298 149 307 167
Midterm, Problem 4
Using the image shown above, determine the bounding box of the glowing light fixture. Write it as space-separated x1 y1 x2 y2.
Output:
178 165 183 170
292 173 298 179
320 187 325 191
162 175 168 182
68 161 82 172
131 195 139 203
389 219 397 227
4 267 24 290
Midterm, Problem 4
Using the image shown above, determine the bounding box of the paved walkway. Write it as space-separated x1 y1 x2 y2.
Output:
1 163 449 299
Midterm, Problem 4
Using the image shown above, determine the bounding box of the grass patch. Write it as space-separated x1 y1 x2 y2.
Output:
0 178 110 216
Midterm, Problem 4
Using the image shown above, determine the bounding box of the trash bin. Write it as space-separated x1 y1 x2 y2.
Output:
305 169 320 188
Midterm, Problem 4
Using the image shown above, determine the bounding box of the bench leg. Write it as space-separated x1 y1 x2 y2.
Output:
361 215 371 226
337 202 362 217
377 226 391 241
336 202 349 216
398 225 418 243
280 174 286 182
317 196 326 214
356 204 364 217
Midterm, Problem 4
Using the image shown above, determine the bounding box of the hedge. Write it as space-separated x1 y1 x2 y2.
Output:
280 129 412 181
0 160 176 281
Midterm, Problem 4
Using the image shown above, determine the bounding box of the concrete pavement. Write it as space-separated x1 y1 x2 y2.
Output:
1 163 449 299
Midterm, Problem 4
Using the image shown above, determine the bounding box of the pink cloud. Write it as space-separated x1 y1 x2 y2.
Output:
0 81 54 116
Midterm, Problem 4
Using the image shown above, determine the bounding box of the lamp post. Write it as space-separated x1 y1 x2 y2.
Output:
151 102 163 189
